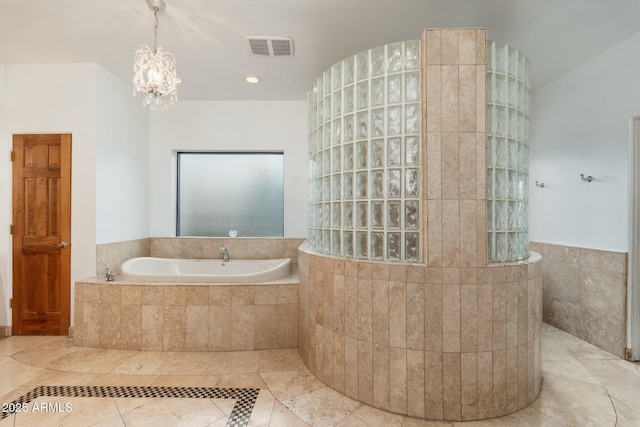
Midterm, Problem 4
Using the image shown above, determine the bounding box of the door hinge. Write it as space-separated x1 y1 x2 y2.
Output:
10 151 15 161
625 347 633 360
9 298 12 309
9 224 13 235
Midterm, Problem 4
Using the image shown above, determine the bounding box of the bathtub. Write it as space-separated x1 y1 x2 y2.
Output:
120 257 292 283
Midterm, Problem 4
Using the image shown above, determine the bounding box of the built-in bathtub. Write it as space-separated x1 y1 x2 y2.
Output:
73 257 298 352
121 257 292 283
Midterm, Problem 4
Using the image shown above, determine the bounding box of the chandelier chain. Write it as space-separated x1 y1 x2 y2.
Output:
153 8 159 53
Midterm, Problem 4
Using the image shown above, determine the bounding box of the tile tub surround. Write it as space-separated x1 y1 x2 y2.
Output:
297 248 543 421
73 277 298 352
530 241 628 358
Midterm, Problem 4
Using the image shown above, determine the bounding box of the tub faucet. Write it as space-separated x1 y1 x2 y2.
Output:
106 268 115 282
219 247 229 262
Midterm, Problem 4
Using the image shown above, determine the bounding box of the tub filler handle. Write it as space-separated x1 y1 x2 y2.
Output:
106 268 115 282
219 247 229 262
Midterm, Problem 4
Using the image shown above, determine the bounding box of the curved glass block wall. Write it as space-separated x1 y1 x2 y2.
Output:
308 40 421 262
487 41 530 262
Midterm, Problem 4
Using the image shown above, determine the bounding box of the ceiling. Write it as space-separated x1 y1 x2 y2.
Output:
1 0 639 101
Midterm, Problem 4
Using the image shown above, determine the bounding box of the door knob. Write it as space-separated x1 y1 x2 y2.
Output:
50 242 69 249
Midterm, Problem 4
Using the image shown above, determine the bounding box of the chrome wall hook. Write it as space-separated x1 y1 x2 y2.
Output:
535 181 545 188
580 174 594 182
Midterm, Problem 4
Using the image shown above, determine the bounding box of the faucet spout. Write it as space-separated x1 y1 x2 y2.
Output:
219 247 229 262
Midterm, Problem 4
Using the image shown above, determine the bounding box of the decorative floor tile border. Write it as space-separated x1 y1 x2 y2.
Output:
1 385 259 426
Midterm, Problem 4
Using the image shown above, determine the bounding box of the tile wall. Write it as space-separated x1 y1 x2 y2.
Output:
530 241 628 358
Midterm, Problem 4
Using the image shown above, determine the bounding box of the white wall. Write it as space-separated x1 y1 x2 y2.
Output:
96 66 150 244
0 64 98 328
149 101 309 238
529 31 640 252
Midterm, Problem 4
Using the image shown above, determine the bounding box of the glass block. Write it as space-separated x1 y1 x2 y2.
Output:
404 40 419 70
508 108 518 138
344 201 353 228
495 169 506 198
508 46 518 75
405 104 419 134
332 230 341 256
332 174 341 200
388 201 400 228
344 114 355 142
332 62 342 91
405 169 419 197
323 123 331 148
508 77 518 108
356 141 368 169
495 74 506 104
508 201 517 230
486 171 493 200
344 173 354 199
496 200 507 230
344 231 354 257
507 231 517 257
517 172 526 200
371 139 384 167
387 106 402 135
495 44 506 73
405 232 419 262
357 81 369 110
371 46 385 76
357 50 369 81
344 143 354 170
323 202 330 227
372 77 385 106
357 231 368 259
332 91 342 118
332 147 341 173
496 232 507 261
496 106 507 136
388 169 401 197
371 170 384 198
323 95 331 122
387 43 403 73
387 232 401 261
357 111 368 139
508 170 517 199
372 201 384 228
357 201 368 227
323 230 331 254
518 141 527 169
387 74 401 104
332 202 341 227
371 232 384 259
388 137 401 166
357 171 368 198
323 149 330 174
496 138 507 167
516 201 525 228
332 118 342 144
405 136 419 165
343 56 355 85
405 72 420 102
315 204 322 227
405 201 418 229
323 70 331 97
486 201 493 230
372 108 385 137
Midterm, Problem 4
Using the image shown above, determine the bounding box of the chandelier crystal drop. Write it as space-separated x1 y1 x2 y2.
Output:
133 0 181 110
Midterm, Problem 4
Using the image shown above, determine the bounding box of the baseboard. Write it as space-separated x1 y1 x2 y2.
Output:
68 326 74 338
0 326 11 336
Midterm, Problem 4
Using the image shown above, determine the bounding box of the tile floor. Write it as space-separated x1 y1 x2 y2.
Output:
0 323 639 426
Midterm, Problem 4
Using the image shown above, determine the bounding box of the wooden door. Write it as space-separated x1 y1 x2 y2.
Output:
12 134 71 335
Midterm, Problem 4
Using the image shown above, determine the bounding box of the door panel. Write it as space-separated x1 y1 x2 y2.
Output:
12 134 71 335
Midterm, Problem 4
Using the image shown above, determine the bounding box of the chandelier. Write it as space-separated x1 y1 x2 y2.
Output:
133 0 181 110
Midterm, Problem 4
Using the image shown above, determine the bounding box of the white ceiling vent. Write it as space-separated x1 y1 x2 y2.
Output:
247 36 294 57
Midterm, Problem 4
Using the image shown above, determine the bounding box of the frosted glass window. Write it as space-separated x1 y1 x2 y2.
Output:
177 152 284 237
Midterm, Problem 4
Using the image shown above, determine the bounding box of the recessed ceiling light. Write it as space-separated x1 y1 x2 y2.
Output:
245 75 261 84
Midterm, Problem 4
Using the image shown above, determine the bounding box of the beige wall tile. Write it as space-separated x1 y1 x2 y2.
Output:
441 66 459 132
254 305 277 350
424 29 442 65
441 29 459 64
164 286 186 306
441 133 459 199
458 66 477 132
458 29 476 65
461 352 478 420
231 305 254 351
426 132 442 199
518 280 529 346
141 305 163 351
357 278 373 342
344 276 358 338
443 284 461 352
424 283 443 352
407 349 426 418
101 285 121 305
425 67 443 132
232 286 255 306
492 349 507 415
425 351 444 419
333 332 346 394
255 285 278 305
477 283 493 351
506 282 519 348
517 343 529 408
492 282 507 349
333 274 346 334
442 200 460 267
461 285 478 352
458 133 477 199
324 328 335 387
358 341 374 405
477 351 493 418
373 343 390 411
208 305 232 351
121 286 141 305
459 199 477 267
100 304 121 349
506 347 518 413
163 305 186 351
443 352 461 420
389 281 407 348
278 285 298 304
427 199 443 266
372 279 389 345
324 271 335 330
185 306 209 351
344 335 359 400
406 282 425 350
120 304 141 350
277 303 297 348
389 346 407 414
185 286 208 306
180 238 203 258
